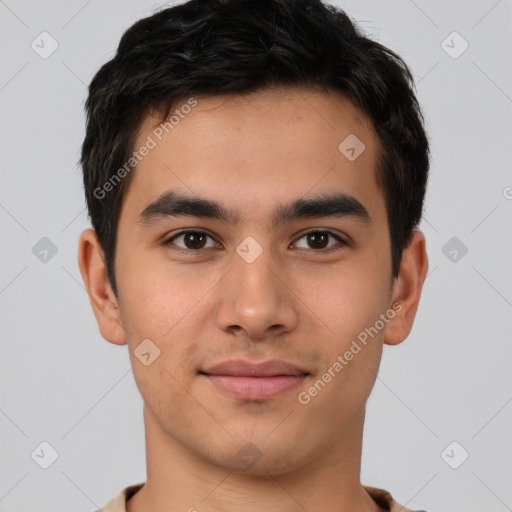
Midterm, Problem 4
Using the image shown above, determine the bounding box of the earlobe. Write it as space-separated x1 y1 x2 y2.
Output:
384 230 429 346
77 229 127 346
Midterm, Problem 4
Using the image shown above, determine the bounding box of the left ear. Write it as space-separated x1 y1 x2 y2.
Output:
384 230 429 346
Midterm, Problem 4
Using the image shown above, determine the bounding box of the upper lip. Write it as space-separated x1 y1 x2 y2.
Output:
200 359 310 377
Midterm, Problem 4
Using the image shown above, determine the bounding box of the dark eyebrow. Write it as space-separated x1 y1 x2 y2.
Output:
137 191 242 226
137 190 371 228
271 193 370 228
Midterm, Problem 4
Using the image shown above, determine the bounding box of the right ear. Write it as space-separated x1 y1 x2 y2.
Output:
77 228 127 345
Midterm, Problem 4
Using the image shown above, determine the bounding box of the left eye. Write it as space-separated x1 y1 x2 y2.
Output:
293 230 345 250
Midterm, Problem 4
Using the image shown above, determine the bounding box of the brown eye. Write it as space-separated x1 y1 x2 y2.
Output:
293 230 345 250
164 231 217 250
307 232 329 249
183 232 207 249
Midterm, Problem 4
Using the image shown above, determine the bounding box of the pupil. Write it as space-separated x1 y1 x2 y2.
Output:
186 232 206 249
308 232 328 249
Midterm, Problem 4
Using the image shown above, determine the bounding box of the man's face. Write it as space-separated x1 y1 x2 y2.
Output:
113 88 397 473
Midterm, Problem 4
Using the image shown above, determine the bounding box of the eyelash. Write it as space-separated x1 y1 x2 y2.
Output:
162 229 347 254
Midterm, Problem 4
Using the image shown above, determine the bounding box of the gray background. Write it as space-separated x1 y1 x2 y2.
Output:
0 0 511 511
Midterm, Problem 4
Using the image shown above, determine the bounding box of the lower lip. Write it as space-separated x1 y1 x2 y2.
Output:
202 374 307 400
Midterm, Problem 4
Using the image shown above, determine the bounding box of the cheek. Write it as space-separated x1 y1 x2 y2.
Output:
294 254 390 408
118 256 215 391
296 268 388 431
300 258 390 345
131 359 199 436
117 251 217 341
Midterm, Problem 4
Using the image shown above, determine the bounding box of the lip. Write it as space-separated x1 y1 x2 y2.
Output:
199 359 310 400
201 359 309 377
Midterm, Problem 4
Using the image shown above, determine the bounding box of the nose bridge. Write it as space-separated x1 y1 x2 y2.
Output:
214 239 298 338
238 250 277 297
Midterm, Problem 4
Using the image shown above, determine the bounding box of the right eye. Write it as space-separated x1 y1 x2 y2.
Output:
162 230 221 251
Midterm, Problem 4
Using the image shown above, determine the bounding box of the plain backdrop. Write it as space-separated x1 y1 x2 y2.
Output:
0 1 511 511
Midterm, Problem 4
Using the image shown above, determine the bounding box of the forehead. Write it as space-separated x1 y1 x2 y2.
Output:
120 87 385 226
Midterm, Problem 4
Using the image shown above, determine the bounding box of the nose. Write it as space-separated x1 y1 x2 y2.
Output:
214 243 299 341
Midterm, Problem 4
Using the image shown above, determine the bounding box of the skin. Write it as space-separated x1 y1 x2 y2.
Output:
78 87 428 512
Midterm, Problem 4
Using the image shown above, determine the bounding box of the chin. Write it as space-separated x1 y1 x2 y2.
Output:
203 438 310 476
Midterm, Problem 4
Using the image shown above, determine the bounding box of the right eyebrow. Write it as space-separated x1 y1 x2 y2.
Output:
137 190 242 226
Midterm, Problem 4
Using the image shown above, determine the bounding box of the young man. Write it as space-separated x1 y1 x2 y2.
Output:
78 0 430 510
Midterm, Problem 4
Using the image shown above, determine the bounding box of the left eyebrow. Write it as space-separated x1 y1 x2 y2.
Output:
271 193 371 228
136 190 371 228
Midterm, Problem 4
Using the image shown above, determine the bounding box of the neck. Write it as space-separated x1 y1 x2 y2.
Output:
127 405 383 512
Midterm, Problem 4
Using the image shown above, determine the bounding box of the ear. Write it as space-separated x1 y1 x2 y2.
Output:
77 228 127 345
384 230 429 346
